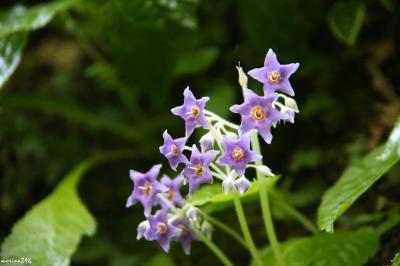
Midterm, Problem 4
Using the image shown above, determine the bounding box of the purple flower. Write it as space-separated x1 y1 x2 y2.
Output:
217 133 262 175
126 164 167 216
230 88 289 143
248 49 299 96
147 211 180 252
183 145 219 196
157 174 185 210
171 87 210 136
234 176 250 194
159 130 188 171
171 218 199 255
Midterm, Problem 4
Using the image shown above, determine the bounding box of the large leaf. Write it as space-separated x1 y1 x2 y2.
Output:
327 0 366 46
189 176 279 207
0 0 77 38
257 228 379 266
257 213 400 266
318 117 400 232
0 33 27 89
392 252 400 266
0 151 131 266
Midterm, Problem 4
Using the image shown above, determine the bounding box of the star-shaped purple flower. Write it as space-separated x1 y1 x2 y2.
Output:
159 130 188 171
217 133 262 175
171 87 210 136
230 88 289 144
157 174 185 210
146 211 180 252
248 49 299 96
183 145 219 196
171 218 199 255
126 164 167 216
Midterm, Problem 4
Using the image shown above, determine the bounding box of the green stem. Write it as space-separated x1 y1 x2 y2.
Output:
191 227 234 266
202 212 248 248
250 132 285 266
269 190 318 235
232 192 264 266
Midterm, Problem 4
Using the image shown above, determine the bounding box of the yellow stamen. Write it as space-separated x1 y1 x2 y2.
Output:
268 71 281 84
194 163 204 176
167 188 174 201
251 106 267 121
157 222 168 234
191 106 200 118
143 183 152 196
171 145 179 156
232 148 245 161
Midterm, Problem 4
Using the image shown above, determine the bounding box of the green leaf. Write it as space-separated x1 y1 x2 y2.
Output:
327 0 366 46
189 176 279 207
0 33 27 89
0 0 77 38
318 116 400 232
173 47 219 75
392 252 400 266
256 228 379 266
0 151 132 266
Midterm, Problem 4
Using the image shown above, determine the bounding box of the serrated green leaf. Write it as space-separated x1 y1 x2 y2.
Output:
318 116 400 232
391 252 400 266
174 47 219 75
0 0 77 38
0 151 132 266
327 0 366 46
189 176 279 207
0 32 27 89
256 228 379 266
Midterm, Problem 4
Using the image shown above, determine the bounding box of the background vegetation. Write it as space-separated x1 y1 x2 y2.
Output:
0 0 399 265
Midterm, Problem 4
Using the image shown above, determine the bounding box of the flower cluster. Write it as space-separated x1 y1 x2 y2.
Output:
126 49 299 254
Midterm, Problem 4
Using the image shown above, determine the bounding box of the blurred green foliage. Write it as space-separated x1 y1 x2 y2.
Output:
1 0 400 265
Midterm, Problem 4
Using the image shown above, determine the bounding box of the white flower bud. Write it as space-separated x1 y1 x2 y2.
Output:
186 206 201 223
234 176 250 194
200 132 214 152
256 165 275 177
201 221 213 239
137 220 150 240
222 177 235 194
236 65 248 89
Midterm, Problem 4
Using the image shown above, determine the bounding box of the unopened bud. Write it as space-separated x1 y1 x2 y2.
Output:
222 177 235 194
200 132 214 152
201 221 213 239
256 165 275 177
236 65 248 89
234 176 250 194
137 220 150 240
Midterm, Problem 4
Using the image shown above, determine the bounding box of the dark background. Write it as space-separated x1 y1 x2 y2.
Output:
1 0 399 265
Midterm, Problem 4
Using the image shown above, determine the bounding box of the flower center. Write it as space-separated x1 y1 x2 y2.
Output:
191 106 200 118
167 188 174 201
268 71 281 84
157 222 168 234
178 224 189 236
194 163 203 176
171 145 179 156
142 183 152 196
251 106 266 121
231 147 245 161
